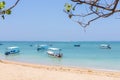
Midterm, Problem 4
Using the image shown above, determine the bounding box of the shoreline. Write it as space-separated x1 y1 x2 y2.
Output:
0 59 120 80
1 58 120 72
1 59 119 72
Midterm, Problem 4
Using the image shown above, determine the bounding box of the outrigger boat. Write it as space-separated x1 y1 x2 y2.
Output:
5 46 20 55
37 45 49 51
100 44 111 49
46 48 63 58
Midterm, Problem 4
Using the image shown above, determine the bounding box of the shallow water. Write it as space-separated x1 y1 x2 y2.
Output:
0 41 120 71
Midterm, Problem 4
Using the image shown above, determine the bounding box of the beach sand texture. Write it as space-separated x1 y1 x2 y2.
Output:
0 60 120 80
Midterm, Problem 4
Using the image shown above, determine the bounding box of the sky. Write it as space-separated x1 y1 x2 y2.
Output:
0 0 120 41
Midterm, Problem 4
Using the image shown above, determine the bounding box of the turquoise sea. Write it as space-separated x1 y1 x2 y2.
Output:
0 41 120 71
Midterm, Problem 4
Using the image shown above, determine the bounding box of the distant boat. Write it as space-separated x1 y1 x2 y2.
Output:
5 46 20 55
37 45 49 51
100 44 111 49
29 44 33 47
0 43 3 45
46 48 63 58
74 44 80 47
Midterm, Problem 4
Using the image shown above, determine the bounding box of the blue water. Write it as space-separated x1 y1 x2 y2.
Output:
0 41 120 71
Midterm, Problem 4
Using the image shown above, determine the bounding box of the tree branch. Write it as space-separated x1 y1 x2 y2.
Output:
8 0 20 10
0 0 20 15
64 0 120 28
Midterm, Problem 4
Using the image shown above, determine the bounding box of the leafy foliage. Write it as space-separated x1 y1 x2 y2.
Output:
0 1 5 9
5 9 11 15
0 0 20 19
64 0 120 28
64 3 72 12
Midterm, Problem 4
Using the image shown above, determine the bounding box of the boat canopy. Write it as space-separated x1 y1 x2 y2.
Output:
7 46 19 49
48 48 61 51
100 44 110 47
6 46 20 52
100 44 111 49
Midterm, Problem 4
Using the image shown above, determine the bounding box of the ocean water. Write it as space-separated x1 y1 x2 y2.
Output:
0 41 120 71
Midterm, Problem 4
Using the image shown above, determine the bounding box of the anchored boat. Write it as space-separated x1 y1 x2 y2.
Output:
5 46 20 55
37 45 49 51
100 44 111 49
46 48 63 58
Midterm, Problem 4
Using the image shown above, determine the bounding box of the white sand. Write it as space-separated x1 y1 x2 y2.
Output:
0 60 120 80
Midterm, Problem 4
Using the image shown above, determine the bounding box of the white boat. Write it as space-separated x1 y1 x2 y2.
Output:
37 45 49 51
100 44 111 49
46 48 63 58
5 46 20 55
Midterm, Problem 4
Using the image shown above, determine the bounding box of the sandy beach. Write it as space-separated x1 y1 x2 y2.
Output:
0 60 120 80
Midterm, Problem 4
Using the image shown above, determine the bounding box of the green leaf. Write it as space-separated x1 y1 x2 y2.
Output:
0 1 5 9
2 1 5 5
5 9 11 15
96 7 99 12
64 3 72 12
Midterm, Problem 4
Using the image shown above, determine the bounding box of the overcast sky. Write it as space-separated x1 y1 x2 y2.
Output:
0 0 120 41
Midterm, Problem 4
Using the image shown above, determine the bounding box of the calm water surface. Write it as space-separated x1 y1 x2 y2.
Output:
0 41 120 71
